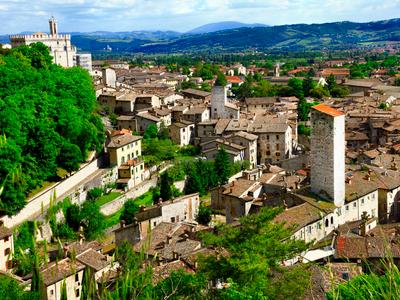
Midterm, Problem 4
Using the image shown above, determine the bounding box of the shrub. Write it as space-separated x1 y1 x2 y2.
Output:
86 187 103 201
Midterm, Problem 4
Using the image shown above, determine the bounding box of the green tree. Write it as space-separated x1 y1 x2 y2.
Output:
195 203 212 225
215 71 227 86
395 78 400 86
66 204 81 231
214 147 232 185
158 122 169 140
159 171 173 201
326 74 337 91
199 207 309 299
309 85 330 99
288 78 304 100
80 200 106 240
302 76 317 97
120 199 140 225
143 124 158 139
58 142 82 175
86 187 103 201
185 164 205 195
0 43 104 216
0 276 38 300
60 279 67 300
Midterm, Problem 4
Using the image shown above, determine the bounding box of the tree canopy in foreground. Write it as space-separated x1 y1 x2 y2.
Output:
0 43 104 215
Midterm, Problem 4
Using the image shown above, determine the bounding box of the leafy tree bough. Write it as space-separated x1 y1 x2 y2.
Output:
0 43 104 215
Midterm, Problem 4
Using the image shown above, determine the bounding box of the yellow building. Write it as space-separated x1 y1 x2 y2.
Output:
107 132 142 167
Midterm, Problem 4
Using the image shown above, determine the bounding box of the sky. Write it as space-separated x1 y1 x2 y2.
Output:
0 0 400 34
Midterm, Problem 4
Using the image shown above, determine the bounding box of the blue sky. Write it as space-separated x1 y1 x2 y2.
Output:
0 0 399 34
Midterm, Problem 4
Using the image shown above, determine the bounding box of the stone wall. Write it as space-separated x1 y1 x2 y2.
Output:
1 158 104 228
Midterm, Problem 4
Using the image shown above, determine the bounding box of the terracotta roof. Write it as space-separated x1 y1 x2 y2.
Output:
107 133 142 148
0 226 12 239
181 88 211 98
41 258 85 286
321 68 350 76
226 76 243 84
76 249 110 272
273 202 323 231
245 97 277 106
221 179 261 198
312 104 345 117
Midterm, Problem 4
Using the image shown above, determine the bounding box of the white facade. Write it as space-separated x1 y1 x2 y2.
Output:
102 68 116 88
310 105 345 207
0 231 13 271
10 17 76 68
74 53 92 72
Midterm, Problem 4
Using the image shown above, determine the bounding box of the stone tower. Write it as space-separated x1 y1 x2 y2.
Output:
49 16 58 36
310 104 345 207
211 85 227 119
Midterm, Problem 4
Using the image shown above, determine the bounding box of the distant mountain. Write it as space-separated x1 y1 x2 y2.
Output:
140 19 400 53
3 19 400 54
0 35 9 44
187 21 268 34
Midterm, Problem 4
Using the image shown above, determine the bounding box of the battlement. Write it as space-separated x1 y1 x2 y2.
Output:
9 34 71 41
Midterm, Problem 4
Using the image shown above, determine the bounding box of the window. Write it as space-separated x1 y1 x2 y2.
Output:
266 151 271 156
337 208 342 216
136 150 139 156
353 202 357 208
266 135 270 140
75 273 79 282
361 198 364 205
276 144 280 150
317 223 321 230
325 219 329 227
171 217 175 223
4 236 9 242
76 289 80 297
276 152 280 157
307 226 312 234
127 154 131 160
330 216 334 225
342 273 349 281
6 260 12 270
4 248 10 256
50 290 54 295
346 205 349 211
176 216 180 222
276 135 279 140
153 221 156 227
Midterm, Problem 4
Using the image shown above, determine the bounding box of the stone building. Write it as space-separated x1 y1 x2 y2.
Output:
74 53 92 72
310 104 345 207
10 17 76 68
169 120 195 146
115 193 200 246
210 86 240 119
0 226 13 271
106 132 142 167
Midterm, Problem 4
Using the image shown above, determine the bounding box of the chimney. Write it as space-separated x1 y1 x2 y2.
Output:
360 211 369 237
166 234 172 244
365 174 371 181
63 246 69 258
79 233 85 245
120 220 126 228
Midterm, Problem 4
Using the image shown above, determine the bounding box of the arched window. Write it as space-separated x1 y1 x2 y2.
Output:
325 219 329 227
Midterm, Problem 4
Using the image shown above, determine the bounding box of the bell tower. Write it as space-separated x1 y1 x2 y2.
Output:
49 16 58 36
